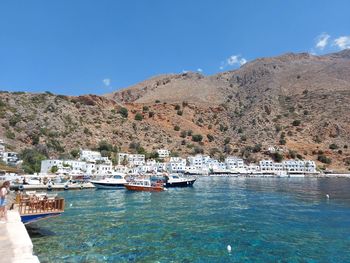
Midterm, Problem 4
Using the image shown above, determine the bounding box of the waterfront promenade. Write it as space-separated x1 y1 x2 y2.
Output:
0 211 39 263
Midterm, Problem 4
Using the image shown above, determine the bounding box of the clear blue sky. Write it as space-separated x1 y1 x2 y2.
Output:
1 0 349 95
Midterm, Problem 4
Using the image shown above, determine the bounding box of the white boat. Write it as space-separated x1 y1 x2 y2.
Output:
164 173 196 187
90 173 127 189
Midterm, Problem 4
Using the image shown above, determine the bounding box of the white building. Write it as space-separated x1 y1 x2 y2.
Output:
156 162 167 172
118 153 145 166
41 159 86 174
0 139 5 155
80 149 101 162
259 160 276 172
2 152 21 166
79 149 111 165
225 156 245 169
167 157 186 173
282 160 316 173
259 159 317 174
157 149 170 158
41 159 113 176
187 155 210 169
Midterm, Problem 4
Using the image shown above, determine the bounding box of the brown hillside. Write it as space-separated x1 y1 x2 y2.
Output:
1 50 350 171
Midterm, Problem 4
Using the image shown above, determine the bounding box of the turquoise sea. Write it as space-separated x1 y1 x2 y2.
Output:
29 177 350 262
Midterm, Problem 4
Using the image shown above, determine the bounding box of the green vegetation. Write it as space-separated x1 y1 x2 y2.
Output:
318 155 332 164
155 100 160 103
296 154 303 159
174 125 180 131
177 110 183 116
220 124 228 132
240 135 247 142
47 139 64 152
30 133 40 145
70 149 80 158
272 152 283 162
279 138 286 145
5 130 15 139
329 143 339 150
147 152 159 159
118 107 128 118
292 120 301 126
129 141 146 155
193 146 204 154
207 134 214 142
0 98 7 118
134 113 143 121
174 104 181 110
50 166 58 174
252 144 262 153
21 148 48 174
9 114 21 127
84 127 92 136
180 130 187 138
142 106 149 112
192 134 203 142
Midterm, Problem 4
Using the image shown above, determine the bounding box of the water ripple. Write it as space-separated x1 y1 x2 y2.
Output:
30 178 350 262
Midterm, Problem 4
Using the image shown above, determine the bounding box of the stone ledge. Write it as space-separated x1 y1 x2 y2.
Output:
0 211 40 263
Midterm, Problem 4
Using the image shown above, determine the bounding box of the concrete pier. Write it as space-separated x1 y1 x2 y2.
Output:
0 211 40 263
12 182 95 191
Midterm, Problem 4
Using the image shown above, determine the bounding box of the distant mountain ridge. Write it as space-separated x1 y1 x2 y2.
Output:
1 50 350 171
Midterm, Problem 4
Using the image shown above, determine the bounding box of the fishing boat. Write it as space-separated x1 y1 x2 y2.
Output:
125 178 164 192
90 173 127 189
163 173 196 187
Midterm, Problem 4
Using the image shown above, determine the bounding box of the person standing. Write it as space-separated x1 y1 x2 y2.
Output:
0 181 10 223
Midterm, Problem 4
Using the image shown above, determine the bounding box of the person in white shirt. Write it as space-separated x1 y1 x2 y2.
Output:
0 181 10 223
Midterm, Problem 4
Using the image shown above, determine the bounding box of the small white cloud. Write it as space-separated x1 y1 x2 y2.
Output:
182 70 188 73
102 78 111 87
239 58 247 65
220 54 247 70
333 36 350 50
315 33 330 50
197 68 203 72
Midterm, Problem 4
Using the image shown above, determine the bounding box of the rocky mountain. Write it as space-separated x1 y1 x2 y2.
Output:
1 50 350 171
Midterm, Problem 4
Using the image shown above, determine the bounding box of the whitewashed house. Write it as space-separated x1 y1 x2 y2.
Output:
0 139 5 156
157 149 170 158
187 155 210 170
282 160 316 173
225 156 245 169
2 152 21 166
167 157 186 173
118 153 145 166
80 149 112 165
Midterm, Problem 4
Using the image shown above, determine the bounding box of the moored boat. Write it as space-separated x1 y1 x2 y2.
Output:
15 192 65 224
164 173 196 187
90 173 127 189
125 178 164 192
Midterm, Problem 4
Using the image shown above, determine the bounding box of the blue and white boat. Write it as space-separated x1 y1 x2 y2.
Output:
90 173 127 189
163 173 196 187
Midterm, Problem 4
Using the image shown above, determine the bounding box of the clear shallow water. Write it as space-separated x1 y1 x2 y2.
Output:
29 177 350 262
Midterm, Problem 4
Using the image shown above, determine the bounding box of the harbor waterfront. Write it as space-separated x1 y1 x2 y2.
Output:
29 177 350 262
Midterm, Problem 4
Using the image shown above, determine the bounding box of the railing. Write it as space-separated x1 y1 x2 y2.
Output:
17 195 65 215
